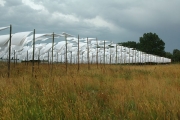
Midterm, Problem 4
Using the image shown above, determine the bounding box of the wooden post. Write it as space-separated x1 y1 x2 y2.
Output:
27 50 28 66
51 32 54 75
104 40 105 66
110 45 111 64
57 52 58 64
16 54 17 64
48 51 49 65
134 50 136 64
32 29 35 77
65 35 68 73
38 49 40 68
96 38 98 68
52 32 54 64
121 46 123 64
78 35 80 71
8 25 12 78
129 47 130 64
87 37 90 70
71 51 73 64
14 50 15 68
116 44 117 64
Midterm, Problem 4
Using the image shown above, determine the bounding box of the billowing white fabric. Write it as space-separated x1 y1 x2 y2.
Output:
62 32 73 37
71 47 77 52
35 43 46 50
27 33 61 43
110 43 116 47
11 45 24 51
0 35 10 47
19 46 30 55
40 43 52 54
88 38 96 41
90 41 97 44
0 32 171 63
26 34 46 42
67 43 73 51
44 33 63 38
67 37 76 41
11 31 32 46
79 43 86 48
0 26 10 31
0 51 5 58
27 48 33 54
54 41 65 51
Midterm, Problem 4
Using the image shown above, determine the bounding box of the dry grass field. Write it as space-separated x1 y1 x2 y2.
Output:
0 62 180 120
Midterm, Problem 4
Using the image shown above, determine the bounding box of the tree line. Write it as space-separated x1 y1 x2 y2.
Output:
118 32 179 63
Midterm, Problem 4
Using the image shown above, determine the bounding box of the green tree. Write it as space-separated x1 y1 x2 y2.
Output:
172 49 180 62
165 52 173 59
138 32 165 56
118 41 138 49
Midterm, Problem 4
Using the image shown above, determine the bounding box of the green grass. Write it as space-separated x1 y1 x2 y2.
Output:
0 62 180 119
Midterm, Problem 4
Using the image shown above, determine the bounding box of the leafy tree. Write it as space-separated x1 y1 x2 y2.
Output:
118 41 138 49
172 49 180 62
165 52 173 59
138 32 165 56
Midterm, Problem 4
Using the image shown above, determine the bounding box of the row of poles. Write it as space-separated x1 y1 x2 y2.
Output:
6 25 90 77
5 25 170 78
7 26 109 78
7 26 36 77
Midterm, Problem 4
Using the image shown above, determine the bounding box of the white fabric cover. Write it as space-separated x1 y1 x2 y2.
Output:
11 31 32 46
0 35 10 47
0 26 10 31
40 43 52 54
54 41 65 50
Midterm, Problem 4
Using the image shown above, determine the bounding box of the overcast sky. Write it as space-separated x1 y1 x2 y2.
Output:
0 0 180 52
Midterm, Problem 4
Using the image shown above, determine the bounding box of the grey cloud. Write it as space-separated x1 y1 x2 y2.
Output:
0 0 180 52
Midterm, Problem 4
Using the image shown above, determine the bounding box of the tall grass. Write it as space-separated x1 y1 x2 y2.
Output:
0 62 180 119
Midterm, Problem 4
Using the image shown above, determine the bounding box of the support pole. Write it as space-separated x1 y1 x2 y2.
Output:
38 49 40 68
65 35 67 73
135 50 136 64
32 29 35 77
104 40 105 66
51 32 54 75
110 45 111 64
70 51 72 64
116 44 117 64
48 51 49 65
129 47 130 64
14 50 15 68
57 52 58 64
27 50 28 66
96 38 98 68
121 46 123 64
16 54 17 64
78 35 80 71
8 24 12 78
87 37 90 70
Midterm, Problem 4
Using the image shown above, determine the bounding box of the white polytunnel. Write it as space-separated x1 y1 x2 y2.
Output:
11 45 23 51
40 43 52 54
67 43 73 51
26 34 48 42
54 41 66 51
11 31 32 46
67 37 76 41
0 51 5 58
0 34 12 47
0 25 171 64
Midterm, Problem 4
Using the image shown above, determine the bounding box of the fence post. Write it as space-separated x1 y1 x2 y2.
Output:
8 25 12 78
